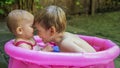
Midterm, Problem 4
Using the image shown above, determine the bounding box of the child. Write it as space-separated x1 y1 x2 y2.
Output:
34 5 96 53
7 9 53 51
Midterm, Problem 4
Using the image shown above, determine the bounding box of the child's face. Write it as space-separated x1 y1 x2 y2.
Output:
35 23 52 43
21 20 34 39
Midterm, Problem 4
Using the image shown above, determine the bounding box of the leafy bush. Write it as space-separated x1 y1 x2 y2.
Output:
0 0 15 16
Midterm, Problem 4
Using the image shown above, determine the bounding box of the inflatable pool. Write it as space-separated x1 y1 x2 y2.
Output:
4 35 120 68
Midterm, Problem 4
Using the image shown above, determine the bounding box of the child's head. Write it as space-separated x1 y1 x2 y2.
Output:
34 5 67 33
34 5 67 43
7 10 34 39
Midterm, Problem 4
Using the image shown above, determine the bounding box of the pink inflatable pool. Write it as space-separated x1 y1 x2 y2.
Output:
4 35 120 68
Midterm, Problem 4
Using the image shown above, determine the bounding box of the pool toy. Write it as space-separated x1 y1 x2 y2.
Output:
4 35 120 68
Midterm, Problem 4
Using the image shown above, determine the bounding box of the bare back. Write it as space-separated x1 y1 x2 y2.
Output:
58 32 96 53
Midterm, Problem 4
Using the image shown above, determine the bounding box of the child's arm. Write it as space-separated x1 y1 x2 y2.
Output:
41 45 53 52
41 43 53 52
33 45 43 51
33 43 53 51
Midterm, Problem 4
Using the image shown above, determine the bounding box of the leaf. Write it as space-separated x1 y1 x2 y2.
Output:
0 9 4 14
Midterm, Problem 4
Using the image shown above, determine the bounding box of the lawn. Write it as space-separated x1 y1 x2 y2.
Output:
0 11 120 68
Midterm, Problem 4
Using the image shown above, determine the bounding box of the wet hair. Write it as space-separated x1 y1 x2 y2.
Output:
7 9 34 33
34 5 67 33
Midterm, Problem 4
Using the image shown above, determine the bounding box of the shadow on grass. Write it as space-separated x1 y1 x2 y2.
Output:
0 32 14 68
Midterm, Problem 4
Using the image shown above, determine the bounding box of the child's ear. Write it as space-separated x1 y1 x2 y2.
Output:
16 27 23 34
49 26 56 36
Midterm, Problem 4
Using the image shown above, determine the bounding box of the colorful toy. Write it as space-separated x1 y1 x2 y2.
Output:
4 35 120 68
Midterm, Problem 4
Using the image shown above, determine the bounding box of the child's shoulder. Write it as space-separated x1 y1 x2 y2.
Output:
62 32 76 41
63 32 85 42
64 32 78 38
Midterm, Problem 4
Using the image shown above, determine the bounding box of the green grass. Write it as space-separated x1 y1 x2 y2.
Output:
0 11 120 68
67 12 120 45
0 32 14 68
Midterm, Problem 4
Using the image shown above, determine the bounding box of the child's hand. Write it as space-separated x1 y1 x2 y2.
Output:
33 45 43 51
42 45 53 52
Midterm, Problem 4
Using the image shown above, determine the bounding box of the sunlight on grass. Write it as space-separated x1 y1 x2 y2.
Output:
115 57 120 68
66 25 87 34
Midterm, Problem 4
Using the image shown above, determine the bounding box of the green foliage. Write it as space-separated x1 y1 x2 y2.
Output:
0 0 15 7
0 9 4 15
0 0 15 15
35 0 43 10
97 0 120 13
75 0 83 8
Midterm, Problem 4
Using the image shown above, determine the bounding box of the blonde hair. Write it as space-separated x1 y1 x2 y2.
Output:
7 9 34 33
34 5 66 33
